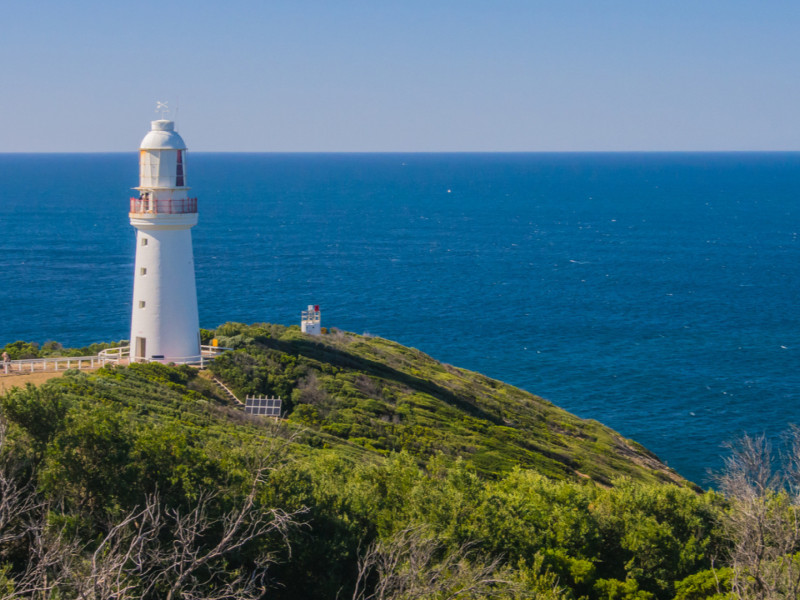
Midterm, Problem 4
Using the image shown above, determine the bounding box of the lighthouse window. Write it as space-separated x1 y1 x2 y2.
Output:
139 301 146 308
141 237 148 246
176 151 185 187
140 267 147 276
141 151 159 186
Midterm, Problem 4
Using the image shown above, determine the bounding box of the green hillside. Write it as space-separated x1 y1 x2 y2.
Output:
0 325 737 600
209 323 684 487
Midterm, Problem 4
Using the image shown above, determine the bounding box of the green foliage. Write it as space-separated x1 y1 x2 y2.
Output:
1 384 73 454
0 327 732 600
40 402 137 511
673 568 731 600
592 479 724 596
2 339 128 359
2 340 40 359
290 403 322 427
206 322 687 486
594 578 654 600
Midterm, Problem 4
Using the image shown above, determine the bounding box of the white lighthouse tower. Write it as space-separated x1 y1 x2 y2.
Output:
129 119 200 363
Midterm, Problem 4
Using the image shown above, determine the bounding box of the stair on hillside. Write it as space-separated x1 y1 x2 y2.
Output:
212 377 243 406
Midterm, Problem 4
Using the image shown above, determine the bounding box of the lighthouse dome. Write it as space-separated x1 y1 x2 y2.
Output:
140 120 187 150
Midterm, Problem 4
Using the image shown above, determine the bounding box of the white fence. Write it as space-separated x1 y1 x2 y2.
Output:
126 345 229 367
2 354 116 375
98 346 130 362
2 345 230 376
103 344 228 367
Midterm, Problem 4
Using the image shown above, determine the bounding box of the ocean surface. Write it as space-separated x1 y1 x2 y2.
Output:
1 152 798 486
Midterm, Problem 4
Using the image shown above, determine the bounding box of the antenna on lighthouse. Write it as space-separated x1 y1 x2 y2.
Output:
155 101 169 119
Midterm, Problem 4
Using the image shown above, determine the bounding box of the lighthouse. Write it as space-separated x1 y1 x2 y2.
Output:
129 119 200 363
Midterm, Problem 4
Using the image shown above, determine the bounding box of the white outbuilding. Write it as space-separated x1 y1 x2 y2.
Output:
301 305 321 336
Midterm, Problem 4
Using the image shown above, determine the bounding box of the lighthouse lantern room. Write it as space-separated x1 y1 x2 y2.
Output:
129 119 200 363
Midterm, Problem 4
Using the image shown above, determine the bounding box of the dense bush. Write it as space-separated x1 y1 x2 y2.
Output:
2 339 128 359
0 327 737 599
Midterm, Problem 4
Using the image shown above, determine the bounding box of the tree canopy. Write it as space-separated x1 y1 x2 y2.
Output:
0 323 785 599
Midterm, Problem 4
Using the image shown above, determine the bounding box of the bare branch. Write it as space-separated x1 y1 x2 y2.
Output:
0 419 43 550
719 432 800 600
0 423 305 600
351 526 513 600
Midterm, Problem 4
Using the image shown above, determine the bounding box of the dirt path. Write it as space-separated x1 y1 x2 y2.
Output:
0 370 99 393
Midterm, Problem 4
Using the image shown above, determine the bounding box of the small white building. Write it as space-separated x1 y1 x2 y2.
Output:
301 305 321 336
129 119 201 363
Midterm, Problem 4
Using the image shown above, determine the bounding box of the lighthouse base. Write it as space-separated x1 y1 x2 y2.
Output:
130 225 200 363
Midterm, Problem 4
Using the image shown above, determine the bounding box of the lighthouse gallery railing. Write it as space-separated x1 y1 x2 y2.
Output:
130 197 197 215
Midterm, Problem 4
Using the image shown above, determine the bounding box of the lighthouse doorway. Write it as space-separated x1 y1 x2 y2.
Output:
135 337 146 361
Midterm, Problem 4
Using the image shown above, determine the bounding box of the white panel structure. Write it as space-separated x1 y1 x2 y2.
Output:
129 119 200 363
244 396 283 417
301 305 321 335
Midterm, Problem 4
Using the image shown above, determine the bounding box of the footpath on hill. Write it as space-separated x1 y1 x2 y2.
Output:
0 370 93 392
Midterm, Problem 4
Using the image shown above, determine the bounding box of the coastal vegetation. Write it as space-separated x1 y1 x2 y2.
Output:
0 324 796 599
0 340 126 360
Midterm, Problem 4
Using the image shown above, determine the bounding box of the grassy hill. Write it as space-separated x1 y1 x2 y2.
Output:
0 324 727 600
208 322 685 487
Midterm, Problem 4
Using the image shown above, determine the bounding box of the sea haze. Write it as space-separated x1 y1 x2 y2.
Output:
1 152 798 486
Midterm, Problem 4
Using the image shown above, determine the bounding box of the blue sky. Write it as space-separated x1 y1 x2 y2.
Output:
2 0 799 151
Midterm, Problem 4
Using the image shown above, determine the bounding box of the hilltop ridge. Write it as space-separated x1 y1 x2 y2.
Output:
205 322 685 487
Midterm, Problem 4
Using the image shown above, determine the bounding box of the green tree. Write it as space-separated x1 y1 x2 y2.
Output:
0 383 72 454
40 404 136 512
2 341 40 360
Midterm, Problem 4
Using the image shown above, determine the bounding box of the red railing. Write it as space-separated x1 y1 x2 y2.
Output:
130 197 198 215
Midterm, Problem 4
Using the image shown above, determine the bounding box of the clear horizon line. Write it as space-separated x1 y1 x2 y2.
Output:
2 149 800 155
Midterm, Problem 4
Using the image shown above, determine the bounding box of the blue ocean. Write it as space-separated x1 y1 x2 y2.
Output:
1 152 798 486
